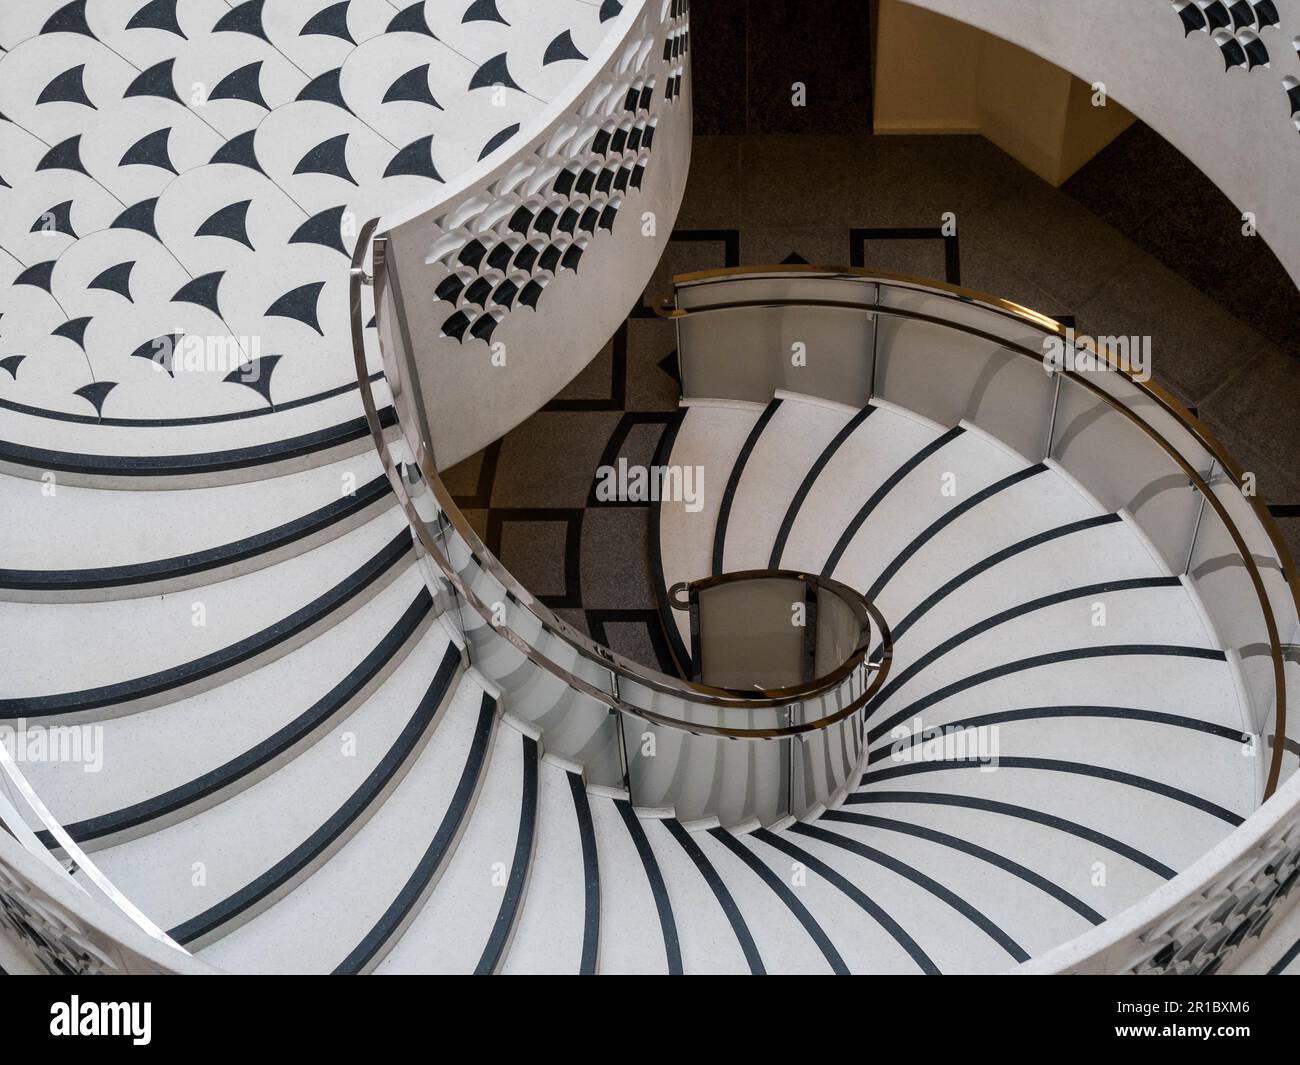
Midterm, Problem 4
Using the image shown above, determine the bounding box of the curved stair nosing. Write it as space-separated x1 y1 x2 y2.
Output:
648 408 693 679
0 531 415 724
613 803 683 974
334 692 499 975
474 733 540 974
570 769 602 974
711 397 783 577
170 640 466 951
822 425 968 579
868 576 1187 708
0 407 398 491
40 589 440 853
0 476 395 604
769 403 877 570
707 826 849 974
847 789 1179 880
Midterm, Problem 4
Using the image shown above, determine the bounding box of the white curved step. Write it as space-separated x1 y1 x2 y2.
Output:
82 622 456 939
719 392 857 572
500 759 593 975
193 674 488 974
376 723 531 975
15 566 429 841
0 507 409 710
588 793 673 974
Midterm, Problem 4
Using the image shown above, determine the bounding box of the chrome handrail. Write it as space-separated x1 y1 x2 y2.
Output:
665 265 1298 798
0 734 190 959
351 220 894 740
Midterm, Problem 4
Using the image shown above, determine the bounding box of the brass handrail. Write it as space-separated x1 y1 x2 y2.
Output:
350 221 894 741
665 265 1299 798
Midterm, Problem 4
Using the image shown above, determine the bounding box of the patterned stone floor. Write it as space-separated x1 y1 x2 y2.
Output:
444 131 1300 675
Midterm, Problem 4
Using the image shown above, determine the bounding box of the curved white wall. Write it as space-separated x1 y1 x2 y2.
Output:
904 0 1300 290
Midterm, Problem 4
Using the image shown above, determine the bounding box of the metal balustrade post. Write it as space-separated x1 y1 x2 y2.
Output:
1043 370 1062 462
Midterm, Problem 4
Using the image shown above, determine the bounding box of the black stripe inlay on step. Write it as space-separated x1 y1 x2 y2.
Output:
870 577 1184 709
869 705 1249 765
847 785 1175 879
1268 934 1300 975
868 644 1227 742
568 771 600 975
865 758 1244 825
649 408 693 679
712 398 782 576
0 475 392 592
615 802 683 974
865 463 1049 601
335 692 497 974
0 408 397 478
476 734 539 974
822 426 966 578
754 828 941 974
708 827 848 974
663 819 764 974
820 809 1104 926
0 530 414 719
848 790 1176 879
6 530 410 716
169 638 459 946
769 404 875 569
886 513 1123 646
47 590 435 847
790 822 1029 962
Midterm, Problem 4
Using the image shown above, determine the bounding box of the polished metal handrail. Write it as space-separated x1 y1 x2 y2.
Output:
665 265 1299 798
350 221 894 740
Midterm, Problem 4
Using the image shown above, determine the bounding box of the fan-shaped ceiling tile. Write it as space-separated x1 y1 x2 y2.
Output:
41 0 95 37
111 198 161 238
130 333 181 375
0 356 24 380
31 200 77 238
88 260 136 301
383 65 442 108
14 261 57 292
119 127 177 172
469 52 522 93
265 282 326 334
224 354 281 405
294 133 355 183
463 0 509 25
74 381 117 418
543 30 587 65
289 205 349 256
196 200 254 248
125 58 182 103
297 68 352 112
213 0 269 41
52 316 92 349
479 123 519 160
126 0 187 38
301 1 355 43
209 62 269 109
384 135 444 180
387 3 434 35
37 65 96 108
36 135 89 175
210 129 264 172
172 271 225 317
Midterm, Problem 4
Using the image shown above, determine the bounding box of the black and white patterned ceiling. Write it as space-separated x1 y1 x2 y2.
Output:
0 0 624 421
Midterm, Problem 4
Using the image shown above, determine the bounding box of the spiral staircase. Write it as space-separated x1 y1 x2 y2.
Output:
2 0 1299 977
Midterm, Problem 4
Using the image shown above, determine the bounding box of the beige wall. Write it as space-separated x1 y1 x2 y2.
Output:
873 0 1134 186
